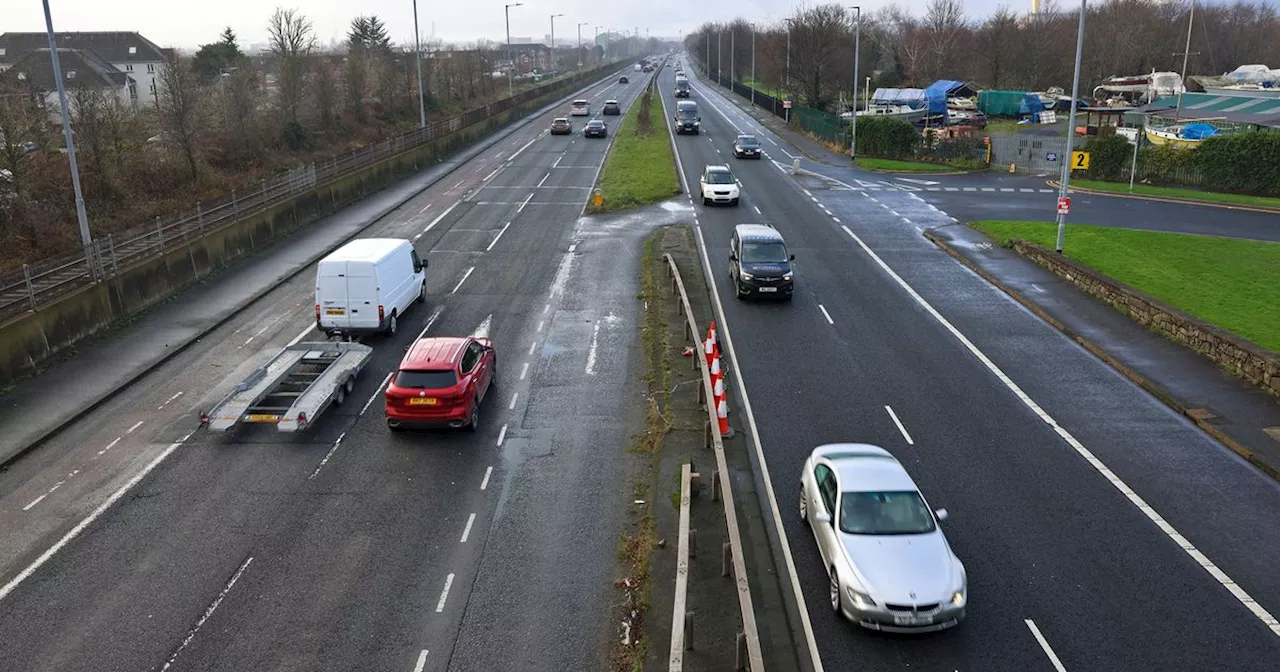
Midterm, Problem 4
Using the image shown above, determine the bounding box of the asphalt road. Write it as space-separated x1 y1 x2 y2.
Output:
661 57 1280 671
0 68 660 672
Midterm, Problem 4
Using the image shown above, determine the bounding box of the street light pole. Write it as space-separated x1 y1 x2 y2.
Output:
730 26 735 87
751 23 756 107
578 22 587 67
1055 0 1088 254
41 0 96 278
505 2 523 98
550 13 563 73
717 29 721 87
412 0 427 129
850 6 861 159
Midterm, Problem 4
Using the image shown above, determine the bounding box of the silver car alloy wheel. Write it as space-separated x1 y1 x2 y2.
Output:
829 567 841 613
799 489 808 521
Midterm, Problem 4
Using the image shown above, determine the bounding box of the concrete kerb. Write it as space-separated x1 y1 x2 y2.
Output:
0 65 630 470
1046 180 1280 215
922 226 1280 484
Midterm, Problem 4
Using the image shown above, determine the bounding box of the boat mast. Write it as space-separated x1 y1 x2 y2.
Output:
1175 0 1196 121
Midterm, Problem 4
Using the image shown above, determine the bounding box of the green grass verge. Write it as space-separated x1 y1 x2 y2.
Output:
855 157 955 173
1070 179 1280 210
592 88 681 212
971 220 1280 352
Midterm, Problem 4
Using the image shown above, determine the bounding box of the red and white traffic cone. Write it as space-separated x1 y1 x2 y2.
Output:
716 397 734 438
703 335 716 369
709 355 722 392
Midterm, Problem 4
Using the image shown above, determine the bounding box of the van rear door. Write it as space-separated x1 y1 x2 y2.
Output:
317 261 380 331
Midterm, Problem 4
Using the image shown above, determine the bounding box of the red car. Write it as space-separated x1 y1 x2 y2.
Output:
385 336 495 431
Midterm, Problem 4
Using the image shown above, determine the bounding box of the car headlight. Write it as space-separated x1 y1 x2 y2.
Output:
782 272 792 280
846 586 875 609
951 590 966 608
739 271 754 280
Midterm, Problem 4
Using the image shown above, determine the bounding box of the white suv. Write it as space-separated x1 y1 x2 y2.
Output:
699 165 741 206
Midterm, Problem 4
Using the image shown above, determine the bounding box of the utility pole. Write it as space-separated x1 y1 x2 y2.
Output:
577 22 587 67
850 6 861 159
550 13 563 73
750 23 756 107
41 0 96 279
1055 0 1088 254
717 30 721 86
412 0 426 129
505 2 523 98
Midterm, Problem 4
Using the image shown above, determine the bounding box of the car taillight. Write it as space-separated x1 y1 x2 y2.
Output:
378 305 385 321
315 304 321 320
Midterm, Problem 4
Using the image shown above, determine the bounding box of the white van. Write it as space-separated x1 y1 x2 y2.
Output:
315 238 426 337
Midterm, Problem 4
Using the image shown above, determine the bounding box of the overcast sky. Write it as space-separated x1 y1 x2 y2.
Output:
9 0 1041 50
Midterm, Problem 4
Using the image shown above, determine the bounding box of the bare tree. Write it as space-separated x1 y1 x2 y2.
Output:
155 56 206 182
219 65 260 158
788 4 853 110
267 7 317 132
68 84 113 196
920 0 968 84
975 7 1019 88
0 80 49 197
312 57 339 128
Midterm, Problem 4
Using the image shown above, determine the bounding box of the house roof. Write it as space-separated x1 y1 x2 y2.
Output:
1136 93 1280 127
0 48 128 91
0 32 167 65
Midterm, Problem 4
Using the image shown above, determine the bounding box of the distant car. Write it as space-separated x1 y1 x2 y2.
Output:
620 75 629 84
385 336 496 432
699 164 739 206
602 100 621 115
584 119 608 138
733 134 763 159
800 444 967 633
550 117 572 135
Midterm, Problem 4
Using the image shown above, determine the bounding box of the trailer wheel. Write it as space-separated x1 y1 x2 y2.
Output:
335 385 346 406
345 377 355 395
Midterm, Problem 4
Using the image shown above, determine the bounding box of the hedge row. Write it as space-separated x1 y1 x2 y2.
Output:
853 116 986 169
1082 131 1280 196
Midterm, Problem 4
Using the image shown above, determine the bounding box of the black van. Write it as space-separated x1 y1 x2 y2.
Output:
729 224 794 300
675 100 700 134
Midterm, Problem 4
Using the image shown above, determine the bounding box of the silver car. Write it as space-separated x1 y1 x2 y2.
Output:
799 444 967 632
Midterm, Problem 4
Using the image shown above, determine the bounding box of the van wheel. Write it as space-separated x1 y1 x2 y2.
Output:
417 282 427 303
385 312 397 336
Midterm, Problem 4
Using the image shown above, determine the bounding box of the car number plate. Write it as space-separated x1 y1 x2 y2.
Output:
245 414 280 422
758 286 777 292
892 613 928 626
408 398 438 406
325 309 345 315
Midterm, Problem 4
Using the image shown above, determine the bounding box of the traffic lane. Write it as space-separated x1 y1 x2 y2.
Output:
446 216 651 672
670 116 1280 665
833 188 1280 620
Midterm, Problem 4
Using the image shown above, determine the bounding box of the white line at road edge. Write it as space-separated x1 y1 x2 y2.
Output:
585 323 600 375
309 431 347 480
691 226 825 671
838 223 1280 637
161 555 254 671
496 423 507 447
508 392 518 410
1025 619 1069 672
0 432 195 603
413 650 430 672
480 466 493 490
460 513 477 543
450 267 475 295
435 573 455 612
885 406 915 446
487 222 512 251
416 306 445 340
360 371 395 416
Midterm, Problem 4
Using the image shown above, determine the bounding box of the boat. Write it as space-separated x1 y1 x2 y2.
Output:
848 104 926 124
1201 64 1280 97
947 97 976 111
1201 83 1280 98
1144 122 1219 149
1093 71 1184 104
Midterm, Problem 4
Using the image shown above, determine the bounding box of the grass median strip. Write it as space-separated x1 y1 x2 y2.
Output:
971 220 1280 352
855 157 958 173
1070 179 1280 210
589 85 681 213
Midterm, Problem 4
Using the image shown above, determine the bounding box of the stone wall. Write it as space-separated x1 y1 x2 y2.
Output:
1013 240 1280 396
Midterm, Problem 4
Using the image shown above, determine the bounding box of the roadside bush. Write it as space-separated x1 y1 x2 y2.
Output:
1083 134 1133 181
855 116 920 159
1193 132 1280 196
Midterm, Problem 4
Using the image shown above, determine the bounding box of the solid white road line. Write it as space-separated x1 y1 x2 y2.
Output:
690 226 825 672
416 306 445 340
551 154 562 168
309 432 347 480
450 267 475 295
1025 619 1068 672
361 371 394 416
435 573 455 613
413 650 430 672
585 323 600 375
21 494 47 511
885 406 915 445
460 513 477 543
487 222 512 251
537 172 551 188
480 466 493 490
496 423 507 447
508 392 518 409
839 222 1280 637
0 432 194 602
507 132 542 162
517 192 534 212
286 324 314 347
161 555 254 671
483 166 502 182
424 200 461 234
520 362 529 380
817 304 834 325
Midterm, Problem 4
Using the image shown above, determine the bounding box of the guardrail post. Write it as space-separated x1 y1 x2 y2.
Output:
231 189 238 216
684 611 694 651
261 179 267 200
106 234 117 274
689 528 697 558
196 202 204 232
156 216 164 249
712 470 721 502
735 632 748 671
722 541 733 578
23 264 36 310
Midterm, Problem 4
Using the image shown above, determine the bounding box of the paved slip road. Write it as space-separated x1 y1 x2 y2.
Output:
0 69 661 672
662 58 1280 671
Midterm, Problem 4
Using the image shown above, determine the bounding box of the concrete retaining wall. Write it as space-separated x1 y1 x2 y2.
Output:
0 64 618 385
1013 240 1280 396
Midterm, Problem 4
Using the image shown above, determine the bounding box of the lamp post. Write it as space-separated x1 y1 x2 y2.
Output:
412 0 426 129
577 22 587 67
594 26 600 63
784 18 792 93
730 25 735 87
41 0 96 278
849 5 861 159
505 2 523 98
717 29 721 87
550 13 563 73
750 22 756 107
1055 0 1088 254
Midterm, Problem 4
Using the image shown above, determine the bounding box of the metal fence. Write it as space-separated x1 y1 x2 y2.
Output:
989 134 1070 174
0 61 621 324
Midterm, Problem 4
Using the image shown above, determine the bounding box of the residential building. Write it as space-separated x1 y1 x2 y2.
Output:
0 31 169 107
0 48 132 124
